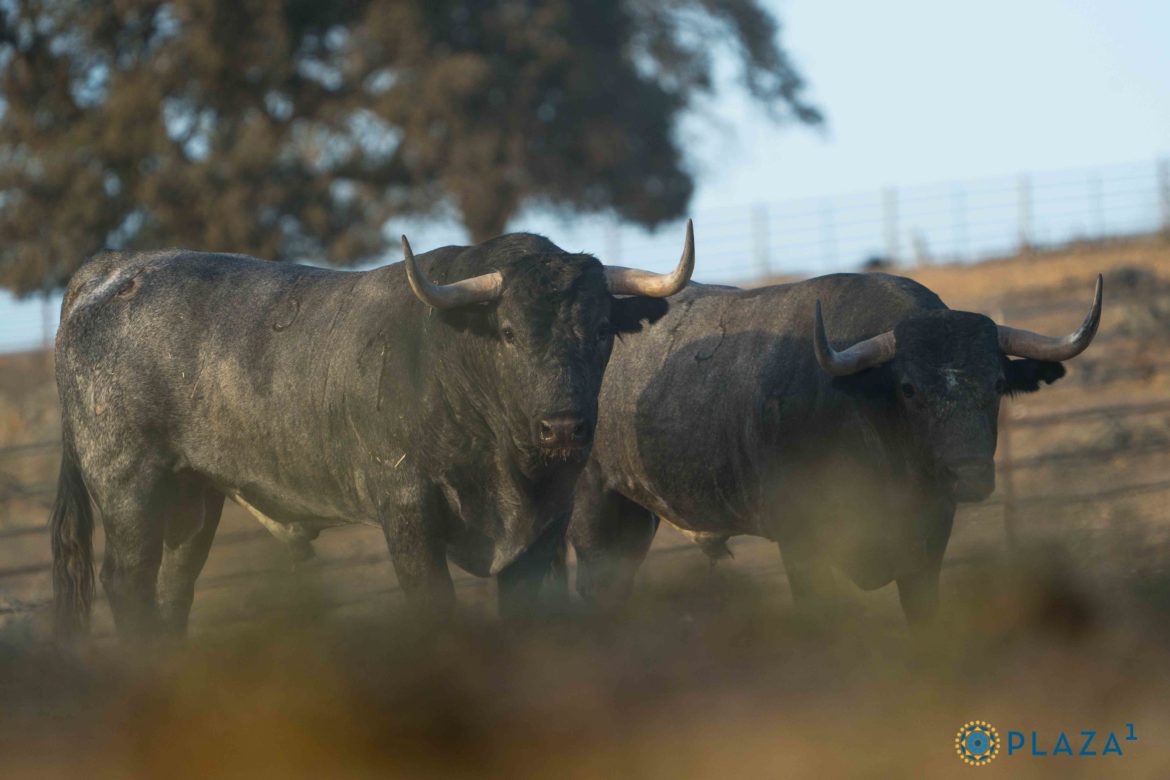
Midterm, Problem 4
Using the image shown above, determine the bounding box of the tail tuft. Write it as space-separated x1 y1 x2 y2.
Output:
49 436 94 640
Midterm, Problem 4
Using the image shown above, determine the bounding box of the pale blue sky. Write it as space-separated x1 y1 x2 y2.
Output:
2 0 1168 351
689 0 1169 202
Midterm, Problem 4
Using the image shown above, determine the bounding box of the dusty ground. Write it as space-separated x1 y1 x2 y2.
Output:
1 235 1168 777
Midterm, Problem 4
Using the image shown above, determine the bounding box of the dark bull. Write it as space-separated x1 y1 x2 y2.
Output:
566 272 1101 622
50 225 696 640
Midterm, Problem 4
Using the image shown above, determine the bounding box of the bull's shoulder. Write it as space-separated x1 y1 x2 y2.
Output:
484 232 561 255
858 272 947 309
444 233 562 264
394 234 565 283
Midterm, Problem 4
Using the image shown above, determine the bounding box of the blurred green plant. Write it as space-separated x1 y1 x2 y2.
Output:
0 0 820 293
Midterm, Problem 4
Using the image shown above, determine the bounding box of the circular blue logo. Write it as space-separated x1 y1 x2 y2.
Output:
956 721 1000 766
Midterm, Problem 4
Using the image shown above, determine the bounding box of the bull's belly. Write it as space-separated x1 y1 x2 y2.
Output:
600 428 769 538
615 477 765 538
178 433 375 533
230 489 365 543
211 475 376 545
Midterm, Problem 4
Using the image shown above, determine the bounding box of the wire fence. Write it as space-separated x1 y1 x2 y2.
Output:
603 157 1170 282
1 157 1168 355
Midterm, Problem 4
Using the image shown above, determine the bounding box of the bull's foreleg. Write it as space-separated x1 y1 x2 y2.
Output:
497 516 571 621
896 496 955 625
568 473 658 613
382 502 455 618
157 485 225 637
896 562 942 625
778 540 838 613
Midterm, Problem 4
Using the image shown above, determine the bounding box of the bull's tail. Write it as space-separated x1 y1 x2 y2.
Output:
49 432 94 640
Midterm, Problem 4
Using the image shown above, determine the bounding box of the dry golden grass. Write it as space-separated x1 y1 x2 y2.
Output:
2 546 1169 779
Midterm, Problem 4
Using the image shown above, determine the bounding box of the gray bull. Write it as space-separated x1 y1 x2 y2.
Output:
50 227 695 640
566 272 1101 622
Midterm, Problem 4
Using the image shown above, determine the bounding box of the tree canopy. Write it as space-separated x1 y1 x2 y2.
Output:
0 0 820 294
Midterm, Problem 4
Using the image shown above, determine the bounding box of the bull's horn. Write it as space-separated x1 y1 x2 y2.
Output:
604 219 695 297
997 274 1102 361
403 235 503 310
813 300 897 377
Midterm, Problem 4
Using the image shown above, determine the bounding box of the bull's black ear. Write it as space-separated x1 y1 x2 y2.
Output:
1004 358 1066 395
612 297 669 335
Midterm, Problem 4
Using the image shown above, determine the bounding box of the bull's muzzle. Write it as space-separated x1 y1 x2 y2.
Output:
535 412 592 455
946 460 996 502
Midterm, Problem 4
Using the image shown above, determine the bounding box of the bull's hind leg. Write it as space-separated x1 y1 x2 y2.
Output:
157 484 225 636
94 469 209 642
95 480 167 641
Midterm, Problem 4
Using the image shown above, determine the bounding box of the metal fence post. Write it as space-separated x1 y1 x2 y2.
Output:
604 219 621 269
952 184 968 261
994 305 1018 548
820 201 837 273
999 404 1017 549
41 292 54 378
883 187 899 264
1159 157 1170 235
751 202 770 278
1089 171 1105 237
1017 173 1032 253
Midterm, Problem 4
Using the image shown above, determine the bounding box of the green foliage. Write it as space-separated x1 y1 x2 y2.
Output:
0 0 820 293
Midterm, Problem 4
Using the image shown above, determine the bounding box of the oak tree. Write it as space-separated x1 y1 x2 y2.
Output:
0 0 819 293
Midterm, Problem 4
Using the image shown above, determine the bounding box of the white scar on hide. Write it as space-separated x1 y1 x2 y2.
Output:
940 367 964 391
68 267 138 316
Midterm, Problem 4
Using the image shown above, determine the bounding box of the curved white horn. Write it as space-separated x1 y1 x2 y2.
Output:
998 274 1102 361
604 219 695 297
812 300 897 376
403 235 503 309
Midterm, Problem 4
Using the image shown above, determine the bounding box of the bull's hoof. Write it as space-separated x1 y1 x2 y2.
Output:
288 540 317 564
699 537 734 561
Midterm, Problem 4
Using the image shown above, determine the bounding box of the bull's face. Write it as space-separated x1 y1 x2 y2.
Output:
490 256 615 468
401 224 694 478
813 277 1101 503
892 313 1013 501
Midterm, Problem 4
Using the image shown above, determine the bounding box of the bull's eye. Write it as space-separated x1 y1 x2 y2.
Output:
597 322 611 342
500 326 516 344
995 378 1007 394
900 382 916 399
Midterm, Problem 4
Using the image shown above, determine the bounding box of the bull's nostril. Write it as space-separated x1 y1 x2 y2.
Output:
537 415 590 449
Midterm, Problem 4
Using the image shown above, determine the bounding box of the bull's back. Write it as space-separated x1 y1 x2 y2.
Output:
56 251 406 515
